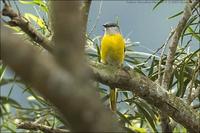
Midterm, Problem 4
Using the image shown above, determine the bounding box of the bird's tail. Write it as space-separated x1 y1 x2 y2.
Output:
110 88 117 112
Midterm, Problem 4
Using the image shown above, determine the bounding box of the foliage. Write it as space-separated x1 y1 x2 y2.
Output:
1 0 199 132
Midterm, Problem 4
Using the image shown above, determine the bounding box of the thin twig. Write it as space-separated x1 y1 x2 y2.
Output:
1 3 53 53
144 42 166 63
158 28 175 85
187 61 199 104
189 86 200 104
2 0 6 4
88 0 103 36
13 0 21 16
17 121 69 133
192 103 200 109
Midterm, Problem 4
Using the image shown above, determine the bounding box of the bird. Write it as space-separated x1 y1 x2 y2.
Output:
100 22 125 111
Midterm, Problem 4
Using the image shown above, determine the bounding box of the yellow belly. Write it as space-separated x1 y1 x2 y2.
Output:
100 33 125 66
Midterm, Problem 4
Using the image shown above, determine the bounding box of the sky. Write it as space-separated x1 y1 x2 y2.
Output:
87 1 185 53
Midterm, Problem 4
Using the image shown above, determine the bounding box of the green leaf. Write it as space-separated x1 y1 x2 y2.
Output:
180 15 198 45
23 86 49 106
101 94 109 103
135 102 158 133
134 67 146 76
0 64 6 83
129 126 147 133
168 11 183 19
138 100 157 121
148 57 155 77
33 0 48 12
1 96 21 107
19 0 48 12
7 74 17 99
181 78 190 97
1 124 16 133
187 26 200 41
123 127 138 133
19 0 35 5
117 111 132 126
24 13 45 29
175 49 200 96
122 91 128 99
0 79 22 86
176 64 185 97
94 41 101 62
153 0 165 10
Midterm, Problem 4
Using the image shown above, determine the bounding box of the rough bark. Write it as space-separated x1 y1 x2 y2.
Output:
2 2 53 53
161 1 198 132
162 0 198 89
89 61 200 133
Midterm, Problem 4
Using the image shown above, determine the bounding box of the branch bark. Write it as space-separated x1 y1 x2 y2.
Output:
50 1 87 77
17 121 69 133
162 0 199 89
81 0 92 31
161 1 198 132
89 61 200 133
2 3 53 53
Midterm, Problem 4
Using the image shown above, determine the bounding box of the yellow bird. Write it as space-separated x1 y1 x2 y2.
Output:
100 22 125 111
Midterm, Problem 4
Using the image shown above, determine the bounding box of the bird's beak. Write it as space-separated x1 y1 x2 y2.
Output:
103 24 106 27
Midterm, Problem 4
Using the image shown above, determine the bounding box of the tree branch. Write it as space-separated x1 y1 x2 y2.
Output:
187 61 200 104
189 86 200 104
89 61 200 133
161 1 198 132
162 0 199 89
50 1 87 76
17 121 69 133
82 0 92 30
158 28 175 133
1 2 53 53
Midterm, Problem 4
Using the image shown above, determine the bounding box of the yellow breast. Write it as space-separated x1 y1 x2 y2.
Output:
100 33 125 66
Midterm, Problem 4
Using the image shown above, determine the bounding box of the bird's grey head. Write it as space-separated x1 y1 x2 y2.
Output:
103 22 120 35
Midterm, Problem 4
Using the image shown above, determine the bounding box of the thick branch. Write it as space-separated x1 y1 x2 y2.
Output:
89 61 200 133
50 1 86 76
81 0 92 30
1 26 121 132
